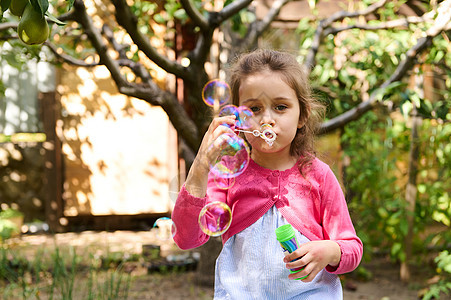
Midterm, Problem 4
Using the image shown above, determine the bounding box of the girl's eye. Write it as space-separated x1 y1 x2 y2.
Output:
275 105 288 111
250 106 260 113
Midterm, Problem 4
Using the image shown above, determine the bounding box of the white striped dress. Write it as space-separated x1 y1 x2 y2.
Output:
214 206 343 299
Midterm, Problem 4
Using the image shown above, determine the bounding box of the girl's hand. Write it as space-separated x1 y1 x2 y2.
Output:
185 115 237 197
283 240 341 282
195 115 237 169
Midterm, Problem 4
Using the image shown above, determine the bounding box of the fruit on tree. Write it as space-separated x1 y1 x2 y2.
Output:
17 4 49 45
9 0 28 17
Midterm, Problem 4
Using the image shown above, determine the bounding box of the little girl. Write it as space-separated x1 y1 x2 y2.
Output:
172 49 363 299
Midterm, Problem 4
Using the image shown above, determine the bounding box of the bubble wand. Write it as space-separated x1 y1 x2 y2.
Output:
235 124 276 147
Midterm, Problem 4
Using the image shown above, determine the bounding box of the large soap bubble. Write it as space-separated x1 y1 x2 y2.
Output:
202 79 231 107
207 132 250 179
198 201 232 236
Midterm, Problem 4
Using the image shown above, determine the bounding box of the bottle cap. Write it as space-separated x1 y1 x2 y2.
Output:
275 224 295 243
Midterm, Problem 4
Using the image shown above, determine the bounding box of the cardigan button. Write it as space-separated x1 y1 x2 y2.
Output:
272 195 279 201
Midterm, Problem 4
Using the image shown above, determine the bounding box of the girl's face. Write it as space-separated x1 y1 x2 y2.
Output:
238 70 303 156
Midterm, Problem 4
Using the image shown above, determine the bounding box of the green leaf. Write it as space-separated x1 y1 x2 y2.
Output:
432 211 450 226
45 12 66 26
401 101 413 119
399 218 408 236
391 242 402 257
153 13 166 24
418 184 426 194
434 50 444 63
173 8 187 20
411 93 421 108
30 0 49 16
377 207 388 218
67 0 74 10
1 0 11 13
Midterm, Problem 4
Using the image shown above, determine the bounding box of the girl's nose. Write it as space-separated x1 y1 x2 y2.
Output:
260 110 275 126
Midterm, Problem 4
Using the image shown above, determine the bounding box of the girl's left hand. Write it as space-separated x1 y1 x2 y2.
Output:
283 240 341 282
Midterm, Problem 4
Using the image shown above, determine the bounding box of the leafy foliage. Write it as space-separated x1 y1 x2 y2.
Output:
297 0 451 282
422 250 451 300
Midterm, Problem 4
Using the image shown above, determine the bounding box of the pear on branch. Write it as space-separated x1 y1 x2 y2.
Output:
17 3 49 45
9 0 28 17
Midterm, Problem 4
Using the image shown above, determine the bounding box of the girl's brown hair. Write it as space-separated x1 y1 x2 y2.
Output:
229 49 325 175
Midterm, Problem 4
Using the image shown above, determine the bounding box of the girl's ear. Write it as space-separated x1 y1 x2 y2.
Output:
298 102 310 128
297 118 306 129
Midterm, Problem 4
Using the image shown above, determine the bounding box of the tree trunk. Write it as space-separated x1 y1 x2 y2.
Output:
400 102 422 282
195 237 223 287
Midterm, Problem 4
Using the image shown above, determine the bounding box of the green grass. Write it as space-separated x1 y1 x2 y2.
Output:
0 244 132 299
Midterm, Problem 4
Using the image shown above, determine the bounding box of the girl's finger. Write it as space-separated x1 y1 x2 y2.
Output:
285 251 310 270
283 245 308 264
301 267 320 283
209 115 236 130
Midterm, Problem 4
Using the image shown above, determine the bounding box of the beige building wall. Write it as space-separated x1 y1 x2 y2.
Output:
58 65 177 217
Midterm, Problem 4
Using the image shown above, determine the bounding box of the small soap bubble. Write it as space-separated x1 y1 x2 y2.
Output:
261 124 276 142
218 105 239 129
219 105 239 118
208 133 250 179
198 201 232 236
219 105 254 130
153 217 177 241
236 106 254 129
202 79 231 107
214 175 235 190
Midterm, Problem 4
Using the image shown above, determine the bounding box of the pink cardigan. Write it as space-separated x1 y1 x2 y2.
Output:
172 157 363 275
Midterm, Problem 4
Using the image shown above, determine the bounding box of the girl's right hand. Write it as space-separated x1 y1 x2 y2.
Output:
196 115 237 169
185 115 237 197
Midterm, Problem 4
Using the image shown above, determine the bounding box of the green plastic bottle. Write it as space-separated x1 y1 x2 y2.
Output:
275 224 308 280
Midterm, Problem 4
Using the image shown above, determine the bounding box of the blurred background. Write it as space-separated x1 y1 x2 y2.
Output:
1 0 450 299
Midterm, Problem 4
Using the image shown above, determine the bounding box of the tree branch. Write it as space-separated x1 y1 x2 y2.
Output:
110 0 189 80
190 0 253 64
72 0 127 87
102 24 128 59
44 42 99 67
0 22 16 31
324 16 425 35
257 0 291 34
325 0 388 24
69 0 201 151
245 0 291 48
216 0 253 24
319 0 451 134
180 0 209 31
305 0 388 70
114 82 201 151
323 5 447 36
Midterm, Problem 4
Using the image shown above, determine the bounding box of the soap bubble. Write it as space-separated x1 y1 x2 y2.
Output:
153 217 177 241
219 105 254 130
202 79 231 107
208 132 250 179
219 105 239 119
236 106 254 129
261 124 276 144
214 175 235 190
198 201 232 236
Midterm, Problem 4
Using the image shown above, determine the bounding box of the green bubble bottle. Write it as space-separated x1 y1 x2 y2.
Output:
275 224 308 280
